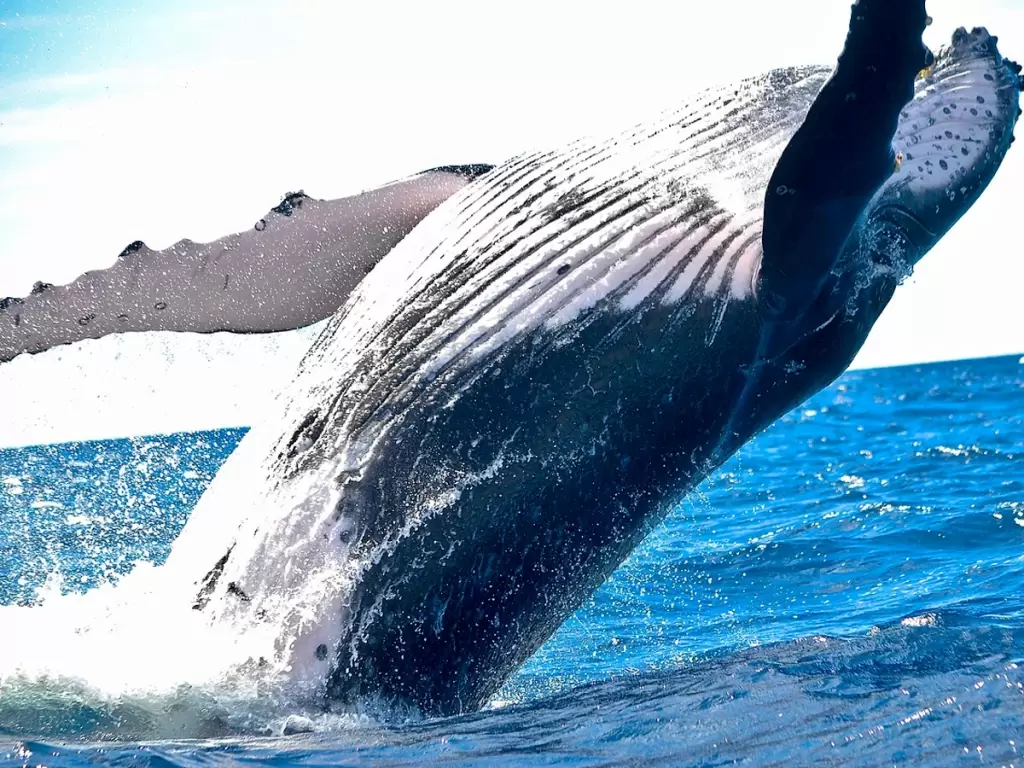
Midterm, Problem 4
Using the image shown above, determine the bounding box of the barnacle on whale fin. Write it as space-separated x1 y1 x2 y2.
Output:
118 240 146 260
893 151 904 172
272 190 309 217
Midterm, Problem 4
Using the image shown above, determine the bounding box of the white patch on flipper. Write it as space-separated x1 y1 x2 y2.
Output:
897 82 992 192
890 28 1017 198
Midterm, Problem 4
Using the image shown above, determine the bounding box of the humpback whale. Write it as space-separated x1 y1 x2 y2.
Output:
8 1 1021 718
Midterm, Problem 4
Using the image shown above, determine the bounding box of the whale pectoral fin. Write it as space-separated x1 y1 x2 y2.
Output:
0 165 493 364
758 0 932 321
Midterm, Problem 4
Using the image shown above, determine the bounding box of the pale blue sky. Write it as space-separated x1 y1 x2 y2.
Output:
0 0 1022 443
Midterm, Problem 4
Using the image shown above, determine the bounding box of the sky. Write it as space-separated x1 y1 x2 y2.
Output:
1 0 1023 445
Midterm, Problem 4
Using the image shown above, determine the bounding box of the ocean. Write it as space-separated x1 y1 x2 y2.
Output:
1 353 1022 766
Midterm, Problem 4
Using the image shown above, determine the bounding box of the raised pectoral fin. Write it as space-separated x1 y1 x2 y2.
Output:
0 165 493 363
759 0 931 321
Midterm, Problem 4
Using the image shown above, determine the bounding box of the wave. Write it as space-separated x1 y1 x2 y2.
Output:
2 609 1021 764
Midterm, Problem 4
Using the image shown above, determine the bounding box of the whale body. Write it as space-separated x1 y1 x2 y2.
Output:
157 16 1021 716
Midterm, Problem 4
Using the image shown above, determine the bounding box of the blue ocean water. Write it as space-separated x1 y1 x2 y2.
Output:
1 354 1022 766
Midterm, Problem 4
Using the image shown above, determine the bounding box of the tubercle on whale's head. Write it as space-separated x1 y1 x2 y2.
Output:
865 26 1021 265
